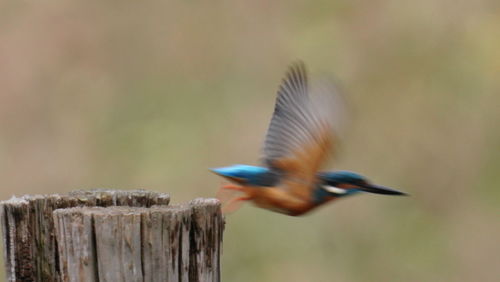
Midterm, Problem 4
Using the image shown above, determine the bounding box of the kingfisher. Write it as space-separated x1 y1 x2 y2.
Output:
212 62 407 216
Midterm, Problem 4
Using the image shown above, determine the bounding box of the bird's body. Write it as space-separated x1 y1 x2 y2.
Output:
212 62 406 216
213 164 322 215
239 182 319 216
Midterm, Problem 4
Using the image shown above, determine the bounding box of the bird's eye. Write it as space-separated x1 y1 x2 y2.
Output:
322 185 347 194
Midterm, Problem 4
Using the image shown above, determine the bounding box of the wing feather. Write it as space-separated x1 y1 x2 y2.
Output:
262 62 344 200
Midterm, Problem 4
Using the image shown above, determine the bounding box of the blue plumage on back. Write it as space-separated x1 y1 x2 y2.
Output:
211 165 279 186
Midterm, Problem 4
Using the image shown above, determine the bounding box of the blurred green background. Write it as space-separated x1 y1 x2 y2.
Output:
1 1 499 281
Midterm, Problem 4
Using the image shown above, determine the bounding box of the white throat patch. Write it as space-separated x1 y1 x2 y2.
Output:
322 185 347 194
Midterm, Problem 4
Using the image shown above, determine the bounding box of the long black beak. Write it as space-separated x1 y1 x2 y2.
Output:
360 184 408 196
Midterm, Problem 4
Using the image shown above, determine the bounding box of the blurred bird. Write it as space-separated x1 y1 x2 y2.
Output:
212 62 406 216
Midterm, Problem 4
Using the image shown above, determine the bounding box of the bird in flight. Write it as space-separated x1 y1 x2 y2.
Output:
212 62 406 216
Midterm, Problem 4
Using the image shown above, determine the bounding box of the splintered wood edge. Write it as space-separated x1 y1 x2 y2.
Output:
52 198 222 216
189 198 221 206
0 189 171 207
0 196 29 206
189 198 222 213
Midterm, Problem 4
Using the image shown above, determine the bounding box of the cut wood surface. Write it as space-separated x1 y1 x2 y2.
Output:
0 190 224 282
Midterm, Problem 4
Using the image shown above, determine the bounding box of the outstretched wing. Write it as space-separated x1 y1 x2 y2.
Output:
262 62 344 200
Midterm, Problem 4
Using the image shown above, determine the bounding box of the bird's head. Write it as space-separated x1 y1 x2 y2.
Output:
315 171 407 201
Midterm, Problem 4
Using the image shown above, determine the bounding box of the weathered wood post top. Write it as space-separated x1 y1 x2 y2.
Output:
0 189 224 282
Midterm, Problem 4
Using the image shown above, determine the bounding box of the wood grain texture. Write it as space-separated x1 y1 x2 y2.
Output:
189 199 223 282
141 204 192 282
53 199 223 282
0 190 170 282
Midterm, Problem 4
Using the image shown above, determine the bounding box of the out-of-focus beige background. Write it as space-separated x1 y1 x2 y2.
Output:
1 1 499 281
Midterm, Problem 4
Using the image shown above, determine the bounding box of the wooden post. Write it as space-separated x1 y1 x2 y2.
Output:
0 190 223 282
